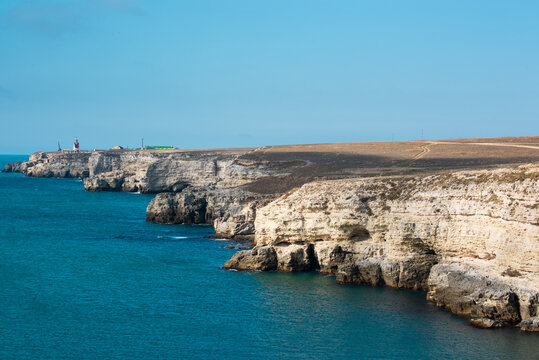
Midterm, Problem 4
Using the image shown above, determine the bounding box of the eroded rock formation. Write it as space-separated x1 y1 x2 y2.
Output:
4 142 539 331
83 150 263 193
223 165 539 330
3 151 91 178
146 187 274 240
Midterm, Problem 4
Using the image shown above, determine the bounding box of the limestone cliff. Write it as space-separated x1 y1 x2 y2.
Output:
224 165 539 330
5 140 539 331
2 152 91 178
4 149 300 192
82 149 288 193
146 187 274 240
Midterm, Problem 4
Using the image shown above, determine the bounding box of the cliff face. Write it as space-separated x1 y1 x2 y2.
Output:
224 165 539 329
2 152 91 178
5 140 539 330
83 149 283 193
5 149 301 192
146 188 275 239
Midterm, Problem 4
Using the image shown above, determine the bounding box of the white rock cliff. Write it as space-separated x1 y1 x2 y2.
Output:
225 165 539 329
4 146 538 330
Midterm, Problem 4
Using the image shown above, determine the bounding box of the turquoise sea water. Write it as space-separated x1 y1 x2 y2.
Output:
0 155 537 360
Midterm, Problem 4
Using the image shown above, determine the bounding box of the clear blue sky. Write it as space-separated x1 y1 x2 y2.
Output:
1 0 538 153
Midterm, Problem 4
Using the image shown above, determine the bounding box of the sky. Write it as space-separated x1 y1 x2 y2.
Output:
0 0 538 154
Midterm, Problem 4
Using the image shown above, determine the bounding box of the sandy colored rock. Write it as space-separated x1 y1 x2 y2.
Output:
7 138 539 330
519 317 539 332
224 165 539 329
223 246 277 271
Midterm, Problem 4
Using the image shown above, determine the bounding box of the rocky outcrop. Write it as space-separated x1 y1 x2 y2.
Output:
3 162 23 173
146 187 275 239
83 149 309 193
426 263 535 328
5 149 297 190
2 151 91 178
519 317 539 332
223 165 539 329
224 246 278 271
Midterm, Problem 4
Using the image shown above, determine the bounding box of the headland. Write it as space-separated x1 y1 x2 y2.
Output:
5 136 539 331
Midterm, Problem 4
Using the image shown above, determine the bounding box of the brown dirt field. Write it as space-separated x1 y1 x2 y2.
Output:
236 136 539 180
439 136 539 144
76 136 538 194
119 136 538 183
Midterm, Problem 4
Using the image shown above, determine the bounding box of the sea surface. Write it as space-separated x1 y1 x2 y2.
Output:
0 154 537 360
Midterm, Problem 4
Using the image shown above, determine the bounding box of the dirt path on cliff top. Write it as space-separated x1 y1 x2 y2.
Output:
430 141 539 151
409 141 539 163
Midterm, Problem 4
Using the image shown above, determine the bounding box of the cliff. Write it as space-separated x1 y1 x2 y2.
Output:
147 187 275 240
224 165 539 330
4 148 311 193
9 138 539 188
82 149 306 193
2 151 91 178
5 138 539 330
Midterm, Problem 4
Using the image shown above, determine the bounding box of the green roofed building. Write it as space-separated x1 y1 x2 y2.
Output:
146 146 174 150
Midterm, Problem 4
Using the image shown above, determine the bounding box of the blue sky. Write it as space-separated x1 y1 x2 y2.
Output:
0 0 538 153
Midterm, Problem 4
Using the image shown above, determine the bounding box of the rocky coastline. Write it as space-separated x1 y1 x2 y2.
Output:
4 140 539 331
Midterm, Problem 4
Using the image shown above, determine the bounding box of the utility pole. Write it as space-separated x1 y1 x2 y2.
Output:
142 137 144 149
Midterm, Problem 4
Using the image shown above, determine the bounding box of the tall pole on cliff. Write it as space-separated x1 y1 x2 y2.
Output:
142 137 144 150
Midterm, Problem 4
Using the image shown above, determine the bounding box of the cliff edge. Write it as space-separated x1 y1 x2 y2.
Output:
5 137 539 330
223 165 539 330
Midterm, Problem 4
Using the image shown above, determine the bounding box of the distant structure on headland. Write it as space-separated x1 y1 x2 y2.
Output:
145 146 174 150
63 139 174 153
132 145 175 150
92 145 129 152
56 138 89 153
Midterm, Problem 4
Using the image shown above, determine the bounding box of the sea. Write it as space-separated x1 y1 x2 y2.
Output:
0 155 537 360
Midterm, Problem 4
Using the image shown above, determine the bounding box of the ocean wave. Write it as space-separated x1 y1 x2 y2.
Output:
220 244 252 250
